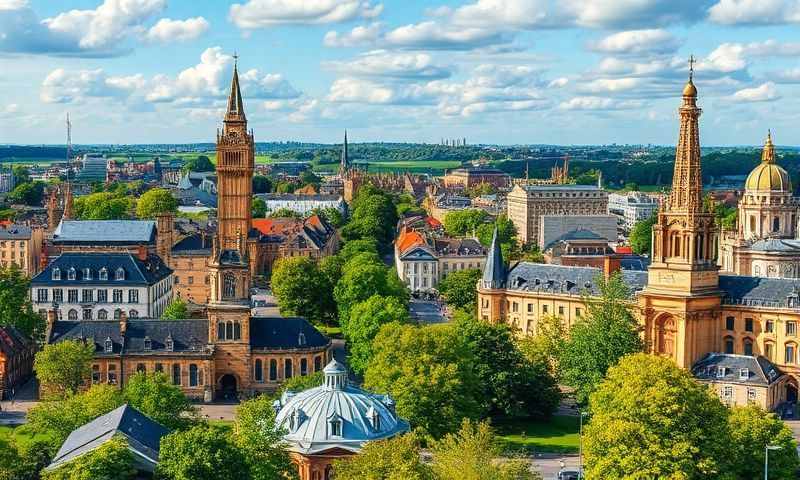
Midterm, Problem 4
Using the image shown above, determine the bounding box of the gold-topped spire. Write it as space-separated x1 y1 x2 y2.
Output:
682 55 698 98
762 129 775 164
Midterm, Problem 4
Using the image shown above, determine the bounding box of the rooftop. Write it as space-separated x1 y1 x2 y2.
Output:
692 353 783 386
32 252 172 287
0 224 33 240
53 220 156 245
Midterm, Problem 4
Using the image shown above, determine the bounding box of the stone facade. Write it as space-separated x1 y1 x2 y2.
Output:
0 325 35 400
0 224 43 277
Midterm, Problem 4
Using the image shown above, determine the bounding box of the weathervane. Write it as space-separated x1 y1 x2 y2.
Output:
688 55 695 80
233 50 239 67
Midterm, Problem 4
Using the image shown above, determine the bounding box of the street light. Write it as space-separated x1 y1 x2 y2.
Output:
765 444 782 480
579 411 589 477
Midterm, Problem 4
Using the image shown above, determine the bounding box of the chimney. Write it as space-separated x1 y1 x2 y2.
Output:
119 310 128 335
44 309 57 341
603 255 622 279
136 244 148 262
39 248 49 272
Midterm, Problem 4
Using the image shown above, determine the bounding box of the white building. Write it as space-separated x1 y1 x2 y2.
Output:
31 251 173 321
608 191 659 231
256 193 346 216
0 170 14 193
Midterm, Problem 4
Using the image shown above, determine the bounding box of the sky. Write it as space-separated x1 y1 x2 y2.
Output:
2 0 800 146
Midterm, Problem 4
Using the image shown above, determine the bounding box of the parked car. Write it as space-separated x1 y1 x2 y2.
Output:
557 469 582 480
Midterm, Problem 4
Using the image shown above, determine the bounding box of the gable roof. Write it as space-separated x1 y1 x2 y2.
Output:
48 404 169 473
49 320 211 356
250 317 329 351
32 252 172 287
53 220 156 245
692 353 783 386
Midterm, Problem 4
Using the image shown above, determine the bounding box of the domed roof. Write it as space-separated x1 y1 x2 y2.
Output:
745 131 791 192
682 79 697 97
274 359 409 455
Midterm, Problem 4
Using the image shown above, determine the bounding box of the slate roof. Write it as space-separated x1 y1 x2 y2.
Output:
171 233 212 255
49 320 210 356
543 228 608 250
0 325 32 357
250 317 330 351
719 275 800 309
258 193 343 202
0 225 32 240
748 238 800 252
32 252 172 287
692 353 783 386
482 227 506 289
432 237 485 257
48 404 169 472
53 220 156 245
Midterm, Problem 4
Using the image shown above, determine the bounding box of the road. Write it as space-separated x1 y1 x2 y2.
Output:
409 299 449 324
531 454 580 479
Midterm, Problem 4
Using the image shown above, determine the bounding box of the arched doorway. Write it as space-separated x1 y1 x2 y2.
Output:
218 374 238 401
655 315 676 358
786 382 798 404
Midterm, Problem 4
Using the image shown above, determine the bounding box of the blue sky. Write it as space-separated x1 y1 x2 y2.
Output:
2 0 800 146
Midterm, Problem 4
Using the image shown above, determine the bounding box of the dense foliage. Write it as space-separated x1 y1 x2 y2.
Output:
629 215 656 255
437 269 481 310
161 298 189 320
271 257 335 324
0 264 44 337
34 340 95 397
135 187 178 218
233 395 296 480
341 185 398 252
74 191 134 220
42 436 136 480
344 295 410 374
157 424 249 480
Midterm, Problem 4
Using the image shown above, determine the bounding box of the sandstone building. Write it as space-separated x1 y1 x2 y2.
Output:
0 224 43 276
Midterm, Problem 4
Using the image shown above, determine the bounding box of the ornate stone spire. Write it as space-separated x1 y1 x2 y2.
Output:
668 55 703 215
762 130 775 164
225 54 246 124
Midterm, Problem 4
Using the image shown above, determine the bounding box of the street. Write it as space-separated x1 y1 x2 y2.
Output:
409 298 448 324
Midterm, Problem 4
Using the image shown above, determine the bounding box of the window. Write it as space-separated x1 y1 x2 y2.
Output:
542 305 548 314
716 366 726 378
165 336 174 352
129 310 138 318
225 322 233 340
82 289 93 303
97 289 107 303
114 309 122 319
527 304 533 313
115 268 125 281
773 217 780 232
254 359 263 382
172 364 181 385
189 364 198 386
788 322 797 336
512 302 518 313
301 358 308 376
92 364 101 384
725 316 735 330
104 337 113 353
53 289 63 302
113 290 123 303
128 290 138 303
68 268 76 280
745 318 753 332
68 309 78 320
37 289 48 302
52 268 61 281
136 363 146 373
786 344 796 364
99 268 108 281
765 342 774 360
743 339 754 356
724 337 734 354
558 306 565 316
722 386 733 399
83 268 92 280
188 276 193 284
747 388 757 401
144 336 152 351
217 322 225 340
234 322 241 340
108 365 117 385
82 309 92 320
285 359 293 379
329 418 342 437
68 289 78 303
314 356 322 372
269 359 278 381
766 320 774 333
576 307 582 317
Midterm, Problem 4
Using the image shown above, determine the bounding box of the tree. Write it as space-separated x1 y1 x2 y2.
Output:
268 207 301 219
726 405 798 480
339 239 379 263
251 198 267 218
584 353 730 479
157 424 249 480
74 192 134 220
364 323 482 438
279 371 323 395
0 435 55 480
559 273 644 403
12 165 30 185
182 155 214 172
34 340 95 397
299 170 321 187
455 312 559 419
437 269 481 310
333 433 433 480
0 436 25 480
7 181 45 206
624 182 639 191
161 299 189 320
629 215 656 255
316 207 345 228
135 188 178 219
345 295 410 374
518 314 565 378
431 419 540 480
252 175 272 194
476 214 516 248
233 395 296 480
443 209 488 237
123 372 198 430
0 264 44 337
271 257 334 324
342 187 397 251
42 436 136 480
333 254 408 325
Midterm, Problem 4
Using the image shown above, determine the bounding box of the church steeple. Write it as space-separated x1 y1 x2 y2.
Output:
340 130 349 174
225 55 246 124
668 55 703 215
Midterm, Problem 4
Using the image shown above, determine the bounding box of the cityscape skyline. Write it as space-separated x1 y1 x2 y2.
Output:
3 0 800 145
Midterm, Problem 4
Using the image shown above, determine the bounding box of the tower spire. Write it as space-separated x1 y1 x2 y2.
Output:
481 226 506 289
340 130 349 174
668 57 703 214
225 53 245 122
762 130 775 164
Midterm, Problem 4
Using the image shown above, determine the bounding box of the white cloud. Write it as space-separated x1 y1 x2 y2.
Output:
240 69 302 99
40 68 143 103
326 77 436 104
589 29 681 55
559 96 643 110
229 0 382 28
324 51 452 79
323 22 383 47
730 82 781 102
145 17 209 43
578 77 644 93
548 77 569 88
709 0 800 25
0 0 26 10
385 21 511 50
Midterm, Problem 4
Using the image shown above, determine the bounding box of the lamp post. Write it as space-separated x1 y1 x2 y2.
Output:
579 411 588 477
765 444 782 480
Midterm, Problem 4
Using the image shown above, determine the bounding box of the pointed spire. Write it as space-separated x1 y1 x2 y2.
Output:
340 130 349 173
762 129 775 164
669 58 703 214
225 54 246 122
482 226 506 289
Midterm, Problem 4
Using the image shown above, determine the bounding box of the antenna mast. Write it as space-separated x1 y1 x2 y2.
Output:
65 113 72 165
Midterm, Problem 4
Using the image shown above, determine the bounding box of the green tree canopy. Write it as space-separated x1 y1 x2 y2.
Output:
161 298 189 320
7 181 45 206
252 175 272 194
0 264 44 337
518 314 565 379
315 206 345 227
271 256 335 324
345 295 410 374
74 192 134 220
157 424 249 480
455 312 559 418
251 197 267 218
233 395 295 480
123 372 198 430
135 188 178 219
339 238 379 263
443 209 488 237
364 323 482 438
333 254 408 325
559 272 644 403
584 353 730 479
437 269 481 310
726 405 798 480
333 433 433 480
182 155 214 172
342 186 397 251
268 207 301 219
34 340 95 397
12 165 31 185
42 436 136 480
629 215 656 255
278 371 324 395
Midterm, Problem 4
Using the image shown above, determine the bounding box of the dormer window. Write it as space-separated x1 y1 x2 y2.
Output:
99 268 108 281
104 337 113 353
115 268 125 281
367 406 380 431
165 335 174 352
298 332 306 346
68 267 76 280
716 366 726 378
83 268 92 280
290 408 304 432
739 368 749 380
52 268 61 281
143 336 152 351
328 416 342 437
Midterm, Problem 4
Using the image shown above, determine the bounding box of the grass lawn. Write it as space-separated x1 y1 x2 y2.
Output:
494 415 580 454
318 325 342 338
0 425 55 449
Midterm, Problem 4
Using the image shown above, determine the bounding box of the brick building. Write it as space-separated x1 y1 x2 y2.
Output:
0 325 35 400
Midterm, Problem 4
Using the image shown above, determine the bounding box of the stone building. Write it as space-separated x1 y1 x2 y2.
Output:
0 224 43 276
692 353 785 409
0 325 35 400
256 193 346 217
274 360 409 480
442 166 510 190
252 215 339 276
608 191 660 232
507 184 608 245
478 68 800 411
719 132 800 278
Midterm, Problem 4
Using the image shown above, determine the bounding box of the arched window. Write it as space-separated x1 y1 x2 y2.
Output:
189 364 198 386
68 309 78 320
656 316 676 357
314 356 322 372
743 338 754 356
143 336 152 351
223 273 236 299
99 267 108 281
301 358 308 376
83 268 92 280
329 417 342 437
754 265 762 276
172 364 181 385
234 322 241 340
52 268 61 281
786 343 797 364
269 359 278 381
97 309 108 320
750 216 756 233
285 359 293 379
68 267 76 280
165 335 174 352
217 321 225 340
724 336 735 354
765 342 775 360
115 268 125 281
104 336 113 353
774 217 780 232
254 359 263 382
136 363 146 373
